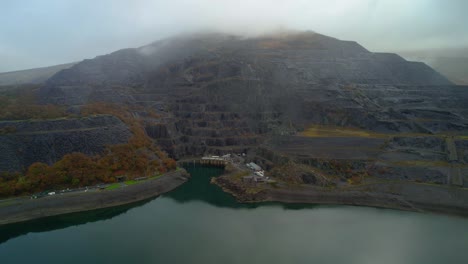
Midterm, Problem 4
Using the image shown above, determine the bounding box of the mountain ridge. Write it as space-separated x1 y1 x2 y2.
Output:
40 31 452 106
1 31 468 214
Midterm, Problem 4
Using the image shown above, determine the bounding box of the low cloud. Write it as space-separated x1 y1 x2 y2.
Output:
1 0 468 72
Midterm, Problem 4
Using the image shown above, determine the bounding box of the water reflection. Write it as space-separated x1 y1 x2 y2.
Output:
0 165 228 244
0 198 153 244
168 165 320 211
164 165 243 207
1 165 467 264
0 165 320 244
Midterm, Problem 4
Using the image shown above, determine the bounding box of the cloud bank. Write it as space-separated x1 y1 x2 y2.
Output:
1 0 467 72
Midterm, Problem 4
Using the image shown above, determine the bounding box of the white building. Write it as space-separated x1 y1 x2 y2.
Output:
247 162 262 171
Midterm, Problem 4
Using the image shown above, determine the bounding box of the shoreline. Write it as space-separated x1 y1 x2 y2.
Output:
213 169 468 217
0 170 190 225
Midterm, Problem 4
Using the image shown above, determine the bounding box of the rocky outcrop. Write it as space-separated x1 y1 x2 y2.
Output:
0 115 132 171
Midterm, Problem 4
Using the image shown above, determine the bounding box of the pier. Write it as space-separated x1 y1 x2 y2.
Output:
179 156 228 167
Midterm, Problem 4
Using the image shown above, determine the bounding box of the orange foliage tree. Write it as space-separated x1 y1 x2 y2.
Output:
0 102 178 198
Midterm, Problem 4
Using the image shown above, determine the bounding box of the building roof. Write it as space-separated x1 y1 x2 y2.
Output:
248 162 262 171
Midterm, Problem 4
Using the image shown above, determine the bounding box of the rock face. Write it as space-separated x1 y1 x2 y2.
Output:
40 32 451 105
0 115 132 171
32 32 468 188
37 32 458 157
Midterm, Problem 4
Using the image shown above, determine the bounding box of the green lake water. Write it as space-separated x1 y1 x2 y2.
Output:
1 165 467 264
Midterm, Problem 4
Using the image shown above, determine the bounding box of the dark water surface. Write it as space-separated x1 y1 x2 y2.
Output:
1 165 467 264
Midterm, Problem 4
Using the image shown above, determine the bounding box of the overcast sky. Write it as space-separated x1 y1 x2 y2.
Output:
1 0 467 72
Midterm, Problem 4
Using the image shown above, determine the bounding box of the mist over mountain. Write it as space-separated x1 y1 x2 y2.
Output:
400 47 468 85
2 0 468 72
40 31 451 105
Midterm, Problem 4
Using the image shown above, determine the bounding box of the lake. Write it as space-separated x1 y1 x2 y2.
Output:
1 165 467 264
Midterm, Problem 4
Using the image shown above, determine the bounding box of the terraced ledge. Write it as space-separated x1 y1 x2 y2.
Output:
0 170 190 225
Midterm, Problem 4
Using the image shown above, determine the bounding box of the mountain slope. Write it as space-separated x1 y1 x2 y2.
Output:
400 47 468 85
40 32 451 105
0 62 76 86
3 32 468 210
36 32 466 162
31 33 468 175
0 30 466 217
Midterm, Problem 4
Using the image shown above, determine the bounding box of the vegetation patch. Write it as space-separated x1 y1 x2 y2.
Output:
124 180 139 186
300 126 388 138
390 160 464 167
0 84 70 120
301 125 468 140
105 183 121 190
0 103 177 198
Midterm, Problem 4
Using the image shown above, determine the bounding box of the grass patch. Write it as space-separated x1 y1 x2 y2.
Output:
301 125 468 140
300 126 388 138
232 171 250 180
390 160 456 167
149 174 163 180
124 180 139 186
105 183 121 190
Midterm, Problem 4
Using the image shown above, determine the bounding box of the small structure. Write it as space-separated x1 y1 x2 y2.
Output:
254 176 266 183
202 156 223 161
254 171 264 177
243 175 266 183
116 175 127 182
246 162 262 171
200 156 227 166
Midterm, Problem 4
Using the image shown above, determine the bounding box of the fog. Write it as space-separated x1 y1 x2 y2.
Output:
1 0 468 72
